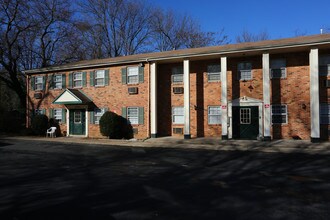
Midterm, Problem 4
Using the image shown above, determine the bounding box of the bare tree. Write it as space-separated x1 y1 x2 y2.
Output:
0 0 38 108
151 9 229 51
236 29 270 43
78 0 154 58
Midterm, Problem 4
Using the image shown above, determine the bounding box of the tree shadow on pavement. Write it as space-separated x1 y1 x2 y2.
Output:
0 144 330 219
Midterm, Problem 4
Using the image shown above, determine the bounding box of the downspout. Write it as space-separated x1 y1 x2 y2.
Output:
146 58 150 138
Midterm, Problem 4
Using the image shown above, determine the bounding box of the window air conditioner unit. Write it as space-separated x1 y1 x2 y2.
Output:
173 87 184 94
128 87 138 94
173 127 183 134
34 93 42 99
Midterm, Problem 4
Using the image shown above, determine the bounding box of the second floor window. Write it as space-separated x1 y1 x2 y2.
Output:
35 76 44 91
73 72 82 88
207 65 221 82
172 66 183 83
54 75 63 89
271 59 286 78
127 67 139 84
238 62 252 80
319 56 330 76
95 70 105 86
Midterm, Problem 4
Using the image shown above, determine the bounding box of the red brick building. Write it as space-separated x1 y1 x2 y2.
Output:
26 34 330 141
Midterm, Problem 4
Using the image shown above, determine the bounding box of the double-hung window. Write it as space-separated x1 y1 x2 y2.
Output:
95 70 105 86
54 109 63 123
35 76 44 91
94 108 105 124
73 72 83 88
271 59 286 79
208 106 221 124
272 105 288 124
54 75 63 89
172 66 183 83
207 64 221 82
127 107 139 125
127 67 139 84
238 62 252 80
172 107 184 124
319 56 330 76
320 104 330 124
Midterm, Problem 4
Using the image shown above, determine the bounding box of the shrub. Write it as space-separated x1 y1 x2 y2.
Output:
31 114 49 136
99 111 133 139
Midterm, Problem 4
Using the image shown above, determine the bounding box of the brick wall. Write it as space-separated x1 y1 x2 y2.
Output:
27 63 149 139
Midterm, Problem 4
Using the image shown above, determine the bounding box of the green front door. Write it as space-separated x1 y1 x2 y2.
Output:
232 106 259 140
69 109 86 135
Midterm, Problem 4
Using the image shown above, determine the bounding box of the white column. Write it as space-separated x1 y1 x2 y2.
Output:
221 57 228 139
262 53 271 141
150 62 158 138
310 48 320 142
66 108 69 136
183 59 191 139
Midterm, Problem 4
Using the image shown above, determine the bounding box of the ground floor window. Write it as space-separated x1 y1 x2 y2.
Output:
35 109 45 115
208 106 221 124
320 104 330 124
172 107 184 124
127 107 139 125
272 105 288 124
54 109 62 123
94 108 106 124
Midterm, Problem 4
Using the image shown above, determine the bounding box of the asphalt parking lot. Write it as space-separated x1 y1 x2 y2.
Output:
0 138 330 219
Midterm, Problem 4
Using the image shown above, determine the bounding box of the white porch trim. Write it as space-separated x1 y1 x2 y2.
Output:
183 59 191 139
150 62 158 138
310 48 320 141
262 53 271 140
221 57 228 139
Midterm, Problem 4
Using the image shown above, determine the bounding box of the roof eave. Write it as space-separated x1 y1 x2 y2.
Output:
24 36 330 75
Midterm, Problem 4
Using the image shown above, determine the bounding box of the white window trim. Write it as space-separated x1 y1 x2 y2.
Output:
207 64 221 82
95 70 105 87
208 106 221 124
127 67 139 85
73 72 83 88
271 104 288 124
127 107 139 125
172 106 184 124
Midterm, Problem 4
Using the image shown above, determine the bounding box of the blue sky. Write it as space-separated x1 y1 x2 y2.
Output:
152 0 330 42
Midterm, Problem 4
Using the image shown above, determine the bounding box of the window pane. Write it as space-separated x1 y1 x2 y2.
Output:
74 73 82 80
172 74 183 83
96 70 105 78
172 107 184 124
271 59 286 69
127 67 138 76
172 67 183 75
